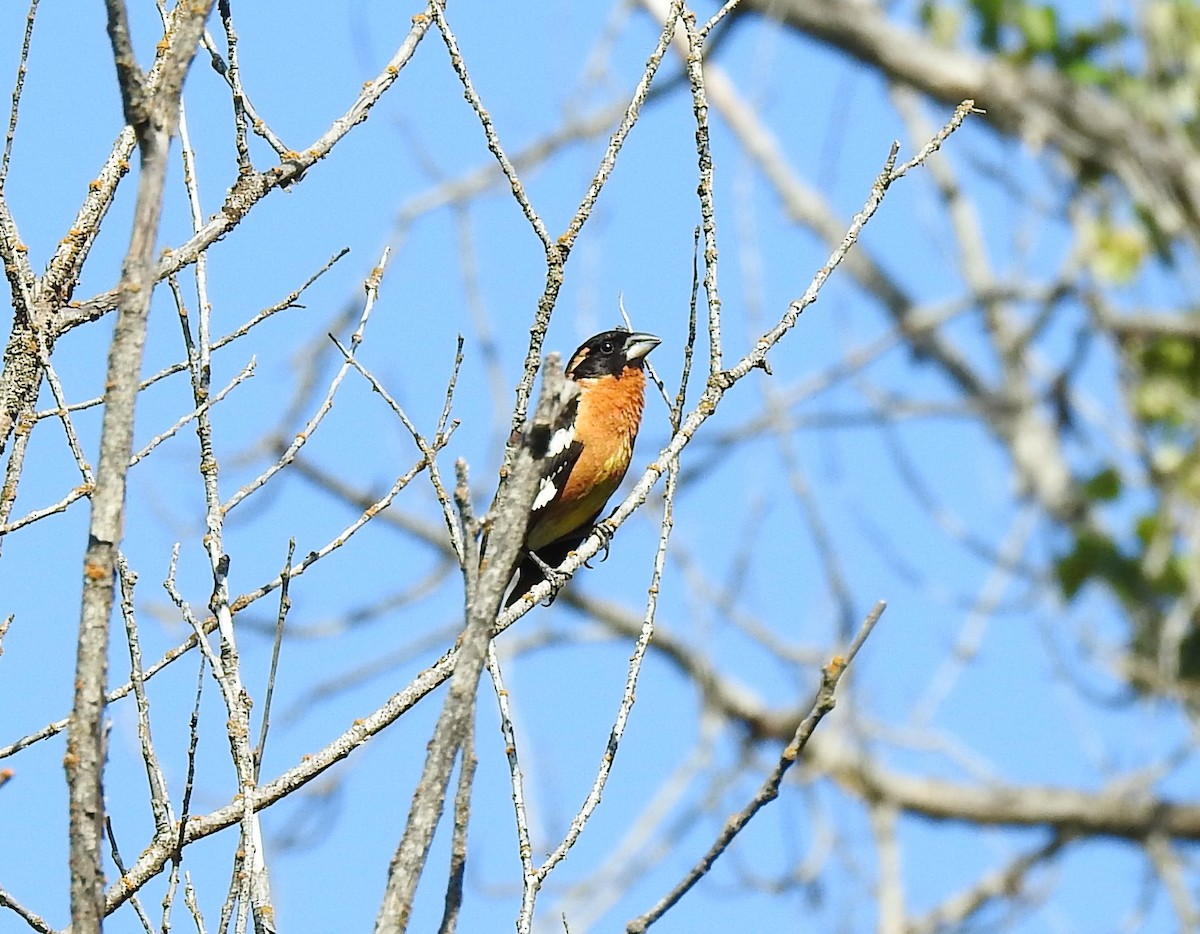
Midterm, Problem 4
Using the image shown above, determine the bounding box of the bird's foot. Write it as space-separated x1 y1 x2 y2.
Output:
583 520 614 568
528 550 567 604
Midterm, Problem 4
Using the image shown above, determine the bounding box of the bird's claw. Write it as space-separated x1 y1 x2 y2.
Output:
528 550 567 604
584 521 614 568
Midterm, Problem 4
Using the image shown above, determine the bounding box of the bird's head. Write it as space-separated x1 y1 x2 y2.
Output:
565 328 661 381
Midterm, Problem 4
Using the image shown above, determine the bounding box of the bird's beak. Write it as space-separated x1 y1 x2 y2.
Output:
623 332 661 362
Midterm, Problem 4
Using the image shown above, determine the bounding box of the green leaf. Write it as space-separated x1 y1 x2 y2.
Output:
1064 59 1114 85
970 0 1005 49
1055 530 1117 598
1083 467 1122 501
1085 219 1148 284
1017 4 1058 53
1135 513 1161 546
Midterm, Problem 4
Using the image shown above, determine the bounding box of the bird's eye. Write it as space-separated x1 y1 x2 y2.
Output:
600 341 615 354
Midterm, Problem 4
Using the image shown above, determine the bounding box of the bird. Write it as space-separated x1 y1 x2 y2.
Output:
504 326 661 606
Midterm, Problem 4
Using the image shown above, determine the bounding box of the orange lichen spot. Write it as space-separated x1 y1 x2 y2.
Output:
301 753 313 761
88 179 103 191
118 159 130 171
282 150 301 161
84 561 109 581
412 12 428 24
13 242 27 253
386 64 399 77
353 718 365 726
156 38 170 52
63 752 79 769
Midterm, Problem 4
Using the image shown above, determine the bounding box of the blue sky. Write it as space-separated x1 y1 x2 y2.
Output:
0 1 1192 932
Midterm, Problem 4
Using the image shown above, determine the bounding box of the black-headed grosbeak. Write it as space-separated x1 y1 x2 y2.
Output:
505 327 661 606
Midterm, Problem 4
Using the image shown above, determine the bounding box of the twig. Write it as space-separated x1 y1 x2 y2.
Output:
215 0 253 172
679 9 723 376
429 2 551 249
504 0 685 451
0 0 39 189
32 249 345 422
489 642 533 884
183 873 208 934
61 7 438 331
176 651 207 860
0 448 440 764
224 249 389 513
626 601 886 931
699 0 741 39
517 447 682 932
0 359 254 535
331 333 465 565
104 814 155 933
116 554 174 836
435 713 476 934
255 541 295 780
172 76 278 920
199 9 286 159
907 834 1067 934
0 885 54 934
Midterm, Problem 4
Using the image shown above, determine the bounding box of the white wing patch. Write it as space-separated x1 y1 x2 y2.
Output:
530 420 576 515
546 424 574 458
532 476 559 511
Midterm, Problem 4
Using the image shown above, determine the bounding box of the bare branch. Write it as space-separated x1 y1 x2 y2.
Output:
374 357 578 933
626 602 886 932
69 4 214 929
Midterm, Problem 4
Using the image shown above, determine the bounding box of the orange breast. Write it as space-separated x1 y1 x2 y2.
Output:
525 367 646 552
